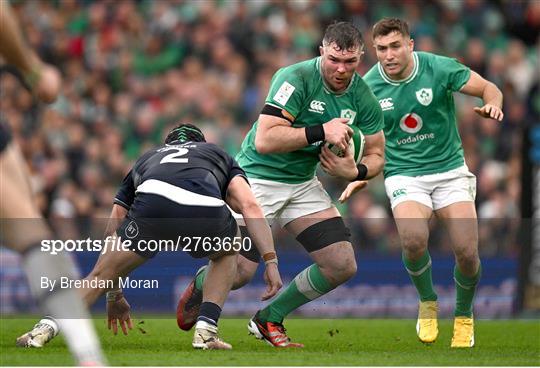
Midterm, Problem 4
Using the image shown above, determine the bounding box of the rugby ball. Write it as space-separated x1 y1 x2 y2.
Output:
325 125 365 163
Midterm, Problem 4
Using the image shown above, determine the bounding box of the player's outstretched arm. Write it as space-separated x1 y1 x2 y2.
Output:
255 113 352 154
226 176 282 300
460 71 504 121
0 2 36 79
106 289 133 335
103 204 131 335
104 204 128 238
0 2 61 103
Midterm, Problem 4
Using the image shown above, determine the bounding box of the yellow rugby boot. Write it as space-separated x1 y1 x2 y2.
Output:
451 316 475 348
416 301 439 343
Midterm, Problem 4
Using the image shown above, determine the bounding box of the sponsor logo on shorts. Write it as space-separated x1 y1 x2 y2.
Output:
309 100 326 114
468 184 476 200
273 81 295 106
392 188 407 198
125 221 139 239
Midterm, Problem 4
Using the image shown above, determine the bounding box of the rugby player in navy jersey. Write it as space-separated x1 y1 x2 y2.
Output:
18 123 282 350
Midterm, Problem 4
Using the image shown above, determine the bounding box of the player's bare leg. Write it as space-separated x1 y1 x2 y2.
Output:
192 251 237 350
20 234 150 342
393 201 439 343
1 144 105 364
81 238 148 306
1 2 105 364
248 207 354 348
177 227 258 331
286 206 357 286
436 202 479 348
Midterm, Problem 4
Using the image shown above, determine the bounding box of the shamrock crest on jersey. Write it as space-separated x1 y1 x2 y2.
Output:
416 88 433 106
236 56 383 184
364 52 471 179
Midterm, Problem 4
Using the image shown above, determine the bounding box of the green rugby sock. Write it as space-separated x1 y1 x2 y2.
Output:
403 250 437 302
260 264 333 323
454 264 481 317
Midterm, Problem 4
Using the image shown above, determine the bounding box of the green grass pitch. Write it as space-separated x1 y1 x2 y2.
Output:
1 317 539 366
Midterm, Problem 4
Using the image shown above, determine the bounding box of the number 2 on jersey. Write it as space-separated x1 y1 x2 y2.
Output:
160 147 189 164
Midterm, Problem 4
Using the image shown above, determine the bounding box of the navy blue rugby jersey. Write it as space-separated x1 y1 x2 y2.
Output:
114 142 247 210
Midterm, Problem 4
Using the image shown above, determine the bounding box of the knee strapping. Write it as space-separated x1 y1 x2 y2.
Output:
296 217 351 253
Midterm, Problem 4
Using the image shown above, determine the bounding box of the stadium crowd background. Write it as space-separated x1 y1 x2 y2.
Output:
1 0 538 257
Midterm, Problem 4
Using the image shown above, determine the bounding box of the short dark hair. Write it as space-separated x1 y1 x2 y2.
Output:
322 21 364 51
372 18 410 39
165 123 206 144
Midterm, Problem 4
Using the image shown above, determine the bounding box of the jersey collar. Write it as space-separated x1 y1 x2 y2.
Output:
377 52 419 86
316 56 356 96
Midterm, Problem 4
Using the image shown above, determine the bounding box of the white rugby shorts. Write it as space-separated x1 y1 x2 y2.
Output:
231 177 333 227
384 165 476 210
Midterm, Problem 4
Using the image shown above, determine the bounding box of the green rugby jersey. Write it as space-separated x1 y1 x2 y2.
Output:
363 51 471 178
236 57 383 184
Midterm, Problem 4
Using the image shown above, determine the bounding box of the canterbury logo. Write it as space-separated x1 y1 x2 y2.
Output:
309 100 326 114
379 98 394 111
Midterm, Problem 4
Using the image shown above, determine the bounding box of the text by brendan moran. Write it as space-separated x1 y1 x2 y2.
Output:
40 277 158 291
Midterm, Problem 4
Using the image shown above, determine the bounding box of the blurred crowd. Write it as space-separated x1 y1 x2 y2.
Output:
1 0 538 256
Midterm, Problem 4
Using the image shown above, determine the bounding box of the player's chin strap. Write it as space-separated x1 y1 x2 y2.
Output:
262 251 278 266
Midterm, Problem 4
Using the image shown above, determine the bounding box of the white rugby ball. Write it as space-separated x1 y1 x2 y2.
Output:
325 125 365 163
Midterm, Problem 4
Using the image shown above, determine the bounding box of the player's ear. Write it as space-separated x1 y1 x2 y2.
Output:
319 45 324 56
409 38 414 52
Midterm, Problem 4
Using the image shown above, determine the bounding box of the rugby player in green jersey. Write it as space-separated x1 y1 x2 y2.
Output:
177 22 385 347
341 18 504 348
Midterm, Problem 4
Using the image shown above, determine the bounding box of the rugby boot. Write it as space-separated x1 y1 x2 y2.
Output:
451 316 475 348
177 266 206 331
416 301 439 343
192 321 232 350
16 318 58 348
247 311 304 348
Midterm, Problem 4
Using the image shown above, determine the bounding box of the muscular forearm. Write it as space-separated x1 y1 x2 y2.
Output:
242 205 275 256
256 124 310 154
104 218 122 238
482 82 503 108
361 153 385 180
356 130 385 180
104 204 128 237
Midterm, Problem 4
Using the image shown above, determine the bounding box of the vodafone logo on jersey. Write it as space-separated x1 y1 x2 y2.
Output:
397 113 435 145
399 113 423 134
